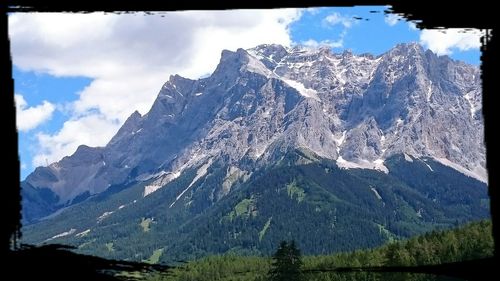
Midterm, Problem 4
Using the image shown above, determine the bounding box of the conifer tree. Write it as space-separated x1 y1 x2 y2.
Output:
268 240 303 281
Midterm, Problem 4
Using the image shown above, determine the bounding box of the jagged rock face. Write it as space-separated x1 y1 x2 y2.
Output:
247 43 484 178
23 43 485 221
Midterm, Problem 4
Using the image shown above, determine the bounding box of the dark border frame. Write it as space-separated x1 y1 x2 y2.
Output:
1 1 497 279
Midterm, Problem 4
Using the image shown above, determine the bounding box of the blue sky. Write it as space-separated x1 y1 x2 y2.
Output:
10 7 483 179
15 68 92 175
291 7 481 63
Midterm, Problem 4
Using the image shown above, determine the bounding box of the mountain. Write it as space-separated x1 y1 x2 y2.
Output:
21 43 489 262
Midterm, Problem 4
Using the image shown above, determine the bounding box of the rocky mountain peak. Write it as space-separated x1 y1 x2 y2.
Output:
250 43 288 60
341 49 353 58
22 42 486 222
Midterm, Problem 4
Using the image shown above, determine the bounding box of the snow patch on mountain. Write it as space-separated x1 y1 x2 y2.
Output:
144 171 182 197
426 81 433 102
421 159 434 172
75 229 91 238
281 78 320 101
370 187 382 200
464 90 479 119
97 211 114 222
245 53 275 78
45 228 76 242
404 153 413 162
170 159 213 208
336 157 388 174
434 157 486 183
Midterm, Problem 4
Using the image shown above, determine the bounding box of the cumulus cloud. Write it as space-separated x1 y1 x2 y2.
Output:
419 28 484 55
408 21 418 31
323 12 356 28
306 12 358 49
304 8 321 15
15 94 55 132
9 10 301 166
301 38 343 48
33 114 121 167
10 11 300 80
384 13 403 26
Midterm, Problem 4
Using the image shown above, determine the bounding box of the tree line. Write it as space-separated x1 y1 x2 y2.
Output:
144 220 493 281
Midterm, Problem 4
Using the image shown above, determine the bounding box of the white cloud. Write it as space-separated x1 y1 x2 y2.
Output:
323 12 355 28
15 94 55 132
10 11 300 80
408 21 418 31
305 12 357 49
301 38 343 48
384 13 402 26
304 8 321 15
33 114 121 167
10 10 302 166
419 28 484 55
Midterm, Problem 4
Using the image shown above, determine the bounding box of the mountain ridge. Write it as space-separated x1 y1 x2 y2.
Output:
22 42 486 225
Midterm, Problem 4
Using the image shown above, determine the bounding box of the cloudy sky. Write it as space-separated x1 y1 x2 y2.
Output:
10 7 484 179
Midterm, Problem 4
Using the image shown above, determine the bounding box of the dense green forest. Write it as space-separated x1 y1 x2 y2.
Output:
23 153 490 263
143 220 493 281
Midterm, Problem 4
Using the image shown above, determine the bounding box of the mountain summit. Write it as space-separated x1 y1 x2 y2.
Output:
22 43 488 262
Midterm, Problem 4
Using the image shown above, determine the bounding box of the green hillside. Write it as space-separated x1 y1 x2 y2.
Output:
145 220 493 281
22 152 490 263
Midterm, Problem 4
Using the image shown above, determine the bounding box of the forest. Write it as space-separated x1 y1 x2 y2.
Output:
23 154 490 264
141 220 493 281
